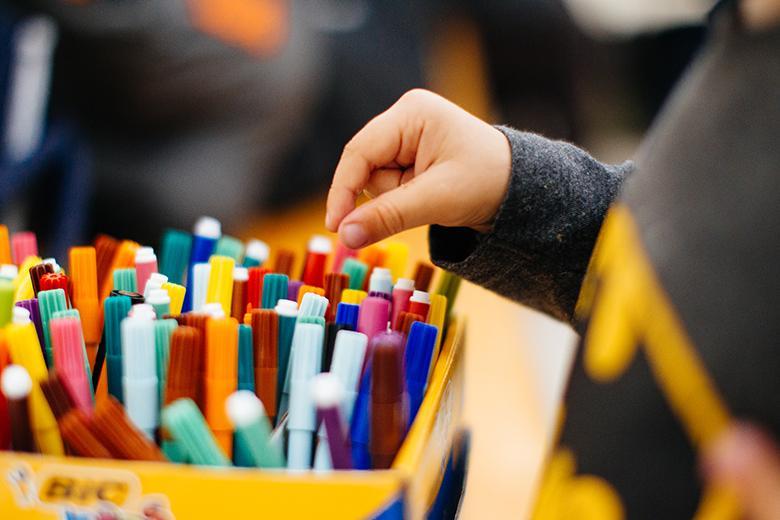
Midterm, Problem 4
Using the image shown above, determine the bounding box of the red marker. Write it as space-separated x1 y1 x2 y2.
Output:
301 235 332 288
40 273 71 307
247 267 269 310
390 278 414 330
407 290 430 322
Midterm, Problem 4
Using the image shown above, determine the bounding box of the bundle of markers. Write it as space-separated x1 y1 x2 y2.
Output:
0 217 461 471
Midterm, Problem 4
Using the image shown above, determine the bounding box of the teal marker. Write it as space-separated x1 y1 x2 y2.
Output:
162 398 231 467
214 235 244 263
154 319 178 405
38 289 68 366
227 391 285 468
274 299 297 421
159 229 192 285
261 273 288 310
233 324 256 466
113 268 138 292
104 295 132 403
341 258 368 290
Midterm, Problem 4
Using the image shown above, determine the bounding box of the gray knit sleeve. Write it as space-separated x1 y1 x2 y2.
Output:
428 126 633 322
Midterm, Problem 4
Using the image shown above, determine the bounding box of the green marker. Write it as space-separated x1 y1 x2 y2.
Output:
38 289 68 366
341 258 368 290
226 391 285 468
154 319 178 404
214 235 244 263
162 398 231 467
113 268 138 292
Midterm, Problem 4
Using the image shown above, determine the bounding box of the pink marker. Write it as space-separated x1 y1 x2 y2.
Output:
391 278 414 331
407 290 431 322
11 231 38 265
357 296 390 344
332 242 358 273
134 247 158 295
50 317 93 417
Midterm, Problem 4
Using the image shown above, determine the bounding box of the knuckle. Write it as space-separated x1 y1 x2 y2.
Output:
399 88 434 107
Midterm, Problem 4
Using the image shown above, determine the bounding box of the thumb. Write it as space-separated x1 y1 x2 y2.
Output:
337 165 448 248
703 423 780 520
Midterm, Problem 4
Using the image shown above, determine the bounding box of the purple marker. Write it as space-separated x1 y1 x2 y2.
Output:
311 372 352 470
287 280 305 302
15 299 44 359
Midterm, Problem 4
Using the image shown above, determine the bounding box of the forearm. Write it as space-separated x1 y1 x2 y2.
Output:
429 127 633 322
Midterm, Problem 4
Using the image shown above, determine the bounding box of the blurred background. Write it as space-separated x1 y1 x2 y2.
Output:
0 0 714 517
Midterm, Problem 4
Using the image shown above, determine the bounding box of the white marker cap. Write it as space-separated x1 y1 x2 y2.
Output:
310 372 345 409
245 239 270 263
307 235 332 255
194 216 221 239
233 267 249 282
226 390 266 428
1 365 33 399
410 290 430 304
12 306 30 324
394 278 415 291
202 302 225 319
135 247 156 263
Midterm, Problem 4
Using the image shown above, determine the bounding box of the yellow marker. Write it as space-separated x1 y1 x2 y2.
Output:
162 282 186 315
5 308 65 455
426 294 447 381
206 255 235 317
100 240 139 301
296 284 324 306
0 225 11 264
13 255 42 302
341 289 367 305
69 247 102 366
383 242 409 282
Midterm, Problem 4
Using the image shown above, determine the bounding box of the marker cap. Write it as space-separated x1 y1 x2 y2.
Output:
298 291 328 319
214 236 244 262
330 330 368 418
340 289 367 305
193 216 221 239
244 239 269 265
341 258 368 290
334 302 359 330
165 326 202 405
357 296 390 340
159 229 192 285
68 246 101 343
368 267 393 296
161 398 230 466
404 322 438 387
261 273 289 310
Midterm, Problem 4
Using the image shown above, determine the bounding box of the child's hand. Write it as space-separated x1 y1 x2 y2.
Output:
703 422 780 519
326 89 511 249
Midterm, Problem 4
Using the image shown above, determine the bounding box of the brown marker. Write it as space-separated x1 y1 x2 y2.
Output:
397 311 424 339
369 332 407 469
29 263 54 297
251 310 278 424
324 273 349 322
89 396 166 461
412 263 434 292
2 365 36 452
231 268 249 321
273 249 295 277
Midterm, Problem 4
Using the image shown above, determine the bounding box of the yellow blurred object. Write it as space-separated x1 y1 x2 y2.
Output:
341 289 367 305
13 256 42 302
382 241 409 282
162 282 186 315
427 294 447 381
5 318 65 455
205 255 235 317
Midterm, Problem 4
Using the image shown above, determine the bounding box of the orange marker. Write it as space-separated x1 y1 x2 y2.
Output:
231 267 248 321
69 247 102 366
0 225 11 264
358 246 386 291
296 284 324 306
93 234 119 288
205 316 238 457
250 310 278 425
99 240 139 302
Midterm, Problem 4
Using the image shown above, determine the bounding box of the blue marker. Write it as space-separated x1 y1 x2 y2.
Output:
335 302 359 330
182 216 221 312
403 322 438 426
349 364 372 469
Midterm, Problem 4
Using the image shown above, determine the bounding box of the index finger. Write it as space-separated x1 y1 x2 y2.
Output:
325 97 423 232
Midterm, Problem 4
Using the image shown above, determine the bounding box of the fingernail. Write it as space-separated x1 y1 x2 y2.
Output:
340 223 369 249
